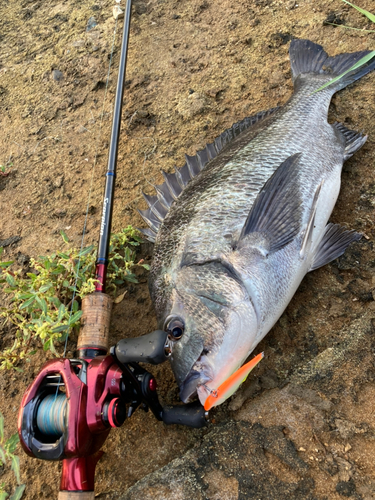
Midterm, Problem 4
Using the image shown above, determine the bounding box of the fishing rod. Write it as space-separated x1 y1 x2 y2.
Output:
17 2 207 498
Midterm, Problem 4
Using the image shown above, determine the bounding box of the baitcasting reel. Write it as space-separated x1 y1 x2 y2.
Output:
18 330 207 495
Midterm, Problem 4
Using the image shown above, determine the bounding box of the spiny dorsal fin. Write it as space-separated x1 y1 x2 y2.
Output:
309 223 362 271
238 153 303 254
138 107 280 242
138 227 157 243
333 122 367 161
142 193 168 220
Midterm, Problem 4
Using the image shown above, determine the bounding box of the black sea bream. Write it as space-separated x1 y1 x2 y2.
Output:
139 40 375 408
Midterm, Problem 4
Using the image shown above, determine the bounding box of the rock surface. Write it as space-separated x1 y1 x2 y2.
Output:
117 314 375 500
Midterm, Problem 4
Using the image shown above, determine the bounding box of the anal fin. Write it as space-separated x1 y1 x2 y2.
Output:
333 122 367 161
309 223 362 271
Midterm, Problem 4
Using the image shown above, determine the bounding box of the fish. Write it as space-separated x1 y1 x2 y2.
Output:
138 39 375 408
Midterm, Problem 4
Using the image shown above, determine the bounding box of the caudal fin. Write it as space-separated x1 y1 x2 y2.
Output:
289 39 375 92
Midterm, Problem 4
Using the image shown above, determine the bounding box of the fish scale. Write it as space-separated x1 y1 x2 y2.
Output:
140 39 375 407
159 88 333 242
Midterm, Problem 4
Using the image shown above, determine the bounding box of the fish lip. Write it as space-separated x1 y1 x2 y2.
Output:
179 371 201 403
179 360 213 403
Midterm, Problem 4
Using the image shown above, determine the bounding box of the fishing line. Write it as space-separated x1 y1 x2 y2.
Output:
60 16 121 360
201 384 218 398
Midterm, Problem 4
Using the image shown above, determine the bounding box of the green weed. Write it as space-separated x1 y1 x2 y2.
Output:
0 226 149 369
0 414 25 500
0 163 13 177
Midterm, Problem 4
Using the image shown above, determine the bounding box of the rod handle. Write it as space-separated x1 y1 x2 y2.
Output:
58 493 94 500
77 293 112 351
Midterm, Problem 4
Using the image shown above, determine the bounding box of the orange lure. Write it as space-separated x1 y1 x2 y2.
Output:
204 352 264 411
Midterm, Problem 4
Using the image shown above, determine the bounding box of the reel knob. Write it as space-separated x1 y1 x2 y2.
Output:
102 398 126 428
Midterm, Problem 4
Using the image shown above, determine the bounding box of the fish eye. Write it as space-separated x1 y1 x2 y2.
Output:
165 317 185 340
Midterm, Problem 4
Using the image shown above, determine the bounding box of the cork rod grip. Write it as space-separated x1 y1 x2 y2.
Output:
58 492 95 500
77 293 113 351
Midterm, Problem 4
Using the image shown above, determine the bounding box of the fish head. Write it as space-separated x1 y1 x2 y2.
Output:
163 262 258 407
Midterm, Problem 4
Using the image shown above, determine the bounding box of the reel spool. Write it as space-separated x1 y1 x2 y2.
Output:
36 394 67 438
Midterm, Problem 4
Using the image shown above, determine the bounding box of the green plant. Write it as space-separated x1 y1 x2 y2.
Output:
0 163 13 177
0 226 149 369
315 0 375 93
0 414 25 500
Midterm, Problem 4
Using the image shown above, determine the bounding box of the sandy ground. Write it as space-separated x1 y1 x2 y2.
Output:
0 0 375 498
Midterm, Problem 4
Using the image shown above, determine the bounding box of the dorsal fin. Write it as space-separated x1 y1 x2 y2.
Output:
138 107 280 241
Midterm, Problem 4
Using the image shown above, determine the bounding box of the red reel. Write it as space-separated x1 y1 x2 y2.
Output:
18 356 125 491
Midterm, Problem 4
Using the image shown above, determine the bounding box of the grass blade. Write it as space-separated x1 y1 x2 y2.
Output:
19 296 36 310
313 51 375 93
0 413 4 441
6 434 19 454
341 0 375 23
10 484 26 500
11 455 21 484
326 22 375 32
69 310 82 325
51 324 70 333
60 230 69 244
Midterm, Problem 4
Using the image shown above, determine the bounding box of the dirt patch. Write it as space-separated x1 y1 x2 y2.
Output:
0 0 374 498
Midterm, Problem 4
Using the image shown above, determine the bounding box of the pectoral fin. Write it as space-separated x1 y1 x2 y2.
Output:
238 153 303 253
309 223 362 271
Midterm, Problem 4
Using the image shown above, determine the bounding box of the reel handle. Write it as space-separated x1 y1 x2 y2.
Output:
111 330 169 365
162 402 208 428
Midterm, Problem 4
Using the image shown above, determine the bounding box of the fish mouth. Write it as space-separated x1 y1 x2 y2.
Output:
179 354 213 403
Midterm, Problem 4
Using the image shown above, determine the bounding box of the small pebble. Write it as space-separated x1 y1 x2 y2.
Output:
86 16 98 31
54 176 64 189
53 209 67 218
52 69 63 82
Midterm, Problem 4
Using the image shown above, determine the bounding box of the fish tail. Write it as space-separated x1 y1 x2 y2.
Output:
289 39 375 92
